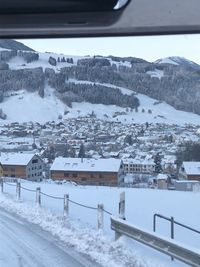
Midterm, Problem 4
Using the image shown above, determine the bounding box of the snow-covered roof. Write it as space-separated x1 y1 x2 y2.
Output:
182 161 200 175
156 173 168 180
50 157 122 173
175 180 200 184
0 153 35 166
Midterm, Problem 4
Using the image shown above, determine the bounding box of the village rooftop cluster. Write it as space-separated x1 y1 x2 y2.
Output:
0 116 200 191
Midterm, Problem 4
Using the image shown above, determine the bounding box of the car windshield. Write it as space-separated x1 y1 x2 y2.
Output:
0 35 200 267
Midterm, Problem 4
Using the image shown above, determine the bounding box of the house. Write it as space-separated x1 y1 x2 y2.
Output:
50 157 123 186
179 162 200 181
175 180 200 192
0 153 44 181
123 158 155 174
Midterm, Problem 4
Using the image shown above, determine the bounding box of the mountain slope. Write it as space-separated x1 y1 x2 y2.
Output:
155 56 200 70
0 40 200 124
0 39 34 51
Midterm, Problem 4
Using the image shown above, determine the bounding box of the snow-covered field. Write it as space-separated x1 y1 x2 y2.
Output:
1 181 199 267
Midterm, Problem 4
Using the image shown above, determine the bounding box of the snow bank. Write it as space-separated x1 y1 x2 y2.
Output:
0 192 183 267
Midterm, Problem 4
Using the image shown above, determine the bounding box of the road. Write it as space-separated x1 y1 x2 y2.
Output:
0 208 101 267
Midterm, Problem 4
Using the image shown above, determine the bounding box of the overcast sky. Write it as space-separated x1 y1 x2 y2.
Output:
19 34 200 64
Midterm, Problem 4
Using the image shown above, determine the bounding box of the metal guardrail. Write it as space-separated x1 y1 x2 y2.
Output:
111 217 200 267
153 213 200 236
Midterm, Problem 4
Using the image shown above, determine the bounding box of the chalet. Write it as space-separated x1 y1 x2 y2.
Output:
50 157 123 186
179 161 200 181
0 153 44 181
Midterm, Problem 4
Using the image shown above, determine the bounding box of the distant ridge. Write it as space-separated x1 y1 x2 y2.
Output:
0 39 34 51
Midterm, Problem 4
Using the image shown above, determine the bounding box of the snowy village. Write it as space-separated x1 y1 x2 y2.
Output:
0 39 200 267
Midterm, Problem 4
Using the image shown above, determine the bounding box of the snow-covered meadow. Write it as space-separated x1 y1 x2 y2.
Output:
0 180 199 267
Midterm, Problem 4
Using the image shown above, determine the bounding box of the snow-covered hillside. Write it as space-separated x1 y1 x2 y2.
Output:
1 82 200 125
0 46 200 125
1 87 66 123
155 56 200 69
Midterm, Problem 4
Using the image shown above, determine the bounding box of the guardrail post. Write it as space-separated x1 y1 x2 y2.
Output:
36 187 41 206
0 178 3 193
97 204 104 230
171 216 174 239
63 194 69 217
16 182 21 201
119 191 126 220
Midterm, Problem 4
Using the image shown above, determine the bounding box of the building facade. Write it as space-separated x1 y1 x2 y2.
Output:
0 153 44 181
50 157 123 186
123 158 155 174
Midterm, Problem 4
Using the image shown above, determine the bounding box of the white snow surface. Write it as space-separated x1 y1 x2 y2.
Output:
155 58 179 65
1 181 199 267
0 86 66 123
146 69 164 79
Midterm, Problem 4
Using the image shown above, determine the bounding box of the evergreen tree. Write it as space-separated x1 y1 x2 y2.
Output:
154 153 162 173
78 143 85 158
124 135 133 145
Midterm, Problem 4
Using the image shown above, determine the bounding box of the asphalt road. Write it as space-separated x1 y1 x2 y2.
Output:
0 208 101 267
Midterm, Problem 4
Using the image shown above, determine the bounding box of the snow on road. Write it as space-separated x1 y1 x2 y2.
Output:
0 207 100 267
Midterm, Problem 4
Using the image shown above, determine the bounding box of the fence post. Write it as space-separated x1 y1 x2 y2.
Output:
63 194 69 217
0 178 3 193
16 182 21 201
36 187 41 206
119 191 126 220
171 216 174 261
97 204 104 230
153 214 156 232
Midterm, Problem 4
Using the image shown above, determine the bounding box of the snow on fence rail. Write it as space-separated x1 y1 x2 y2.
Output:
0 178 113 230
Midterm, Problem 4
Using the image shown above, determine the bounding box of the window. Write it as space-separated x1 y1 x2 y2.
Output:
32 159 38 164
64 172 69 177
72 173 77 178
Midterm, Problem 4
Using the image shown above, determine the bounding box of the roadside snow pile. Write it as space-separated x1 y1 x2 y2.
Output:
0 193 173 267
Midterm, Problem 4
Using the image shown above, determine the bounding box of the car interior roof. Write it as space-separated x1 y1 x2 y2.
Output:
0 0 199 38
